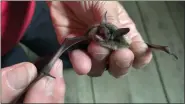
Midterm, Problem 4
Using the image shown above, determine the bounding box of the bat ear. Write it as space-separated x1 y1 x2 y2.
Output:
113 28 130 38
101 11 108 24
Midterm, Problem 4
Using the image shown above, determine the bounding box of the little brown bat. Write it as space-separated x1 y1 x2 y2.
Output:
12 11 177 104
86 11 178 59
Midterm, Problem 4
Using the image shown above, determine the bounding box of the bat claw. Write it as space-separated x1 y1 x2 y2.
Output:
44 72 56 79
171 53 178 60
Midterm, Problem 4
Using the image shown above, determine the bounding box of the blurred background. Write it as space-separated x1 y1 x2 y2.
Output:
19 1 184 103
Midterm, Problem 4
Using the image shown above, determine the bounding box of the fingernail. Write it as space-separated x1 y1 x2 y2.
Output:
116 59 133 69
53 60 63 77
134 62 147 69
114 69 129 78
114 72 129 79
88 42 110 61
6 63 35 90
112 60 133 78
94 52 109 61
45 77 55 96
133 57 149 69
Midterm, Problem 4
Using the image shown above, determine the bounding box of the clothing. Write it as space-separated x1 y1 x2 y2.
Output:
1 1 72 68
1 1 35 56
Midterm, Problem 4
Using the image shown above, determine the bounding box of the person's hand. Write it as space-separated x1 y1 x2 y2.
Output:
48 1 153 78
1 59 65 103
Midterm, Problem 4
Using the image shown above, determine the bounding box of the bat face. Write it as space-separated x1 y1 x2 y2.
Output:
87 22 130 50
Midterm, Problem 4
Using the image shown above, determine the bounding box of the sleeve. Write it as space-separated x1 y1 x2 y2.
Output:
1 1 36 56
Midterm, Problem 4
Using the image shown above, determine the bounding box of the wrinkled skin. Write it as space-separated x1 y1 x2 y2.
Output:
1 1 153 103
1 60 65 103
48 1 153 77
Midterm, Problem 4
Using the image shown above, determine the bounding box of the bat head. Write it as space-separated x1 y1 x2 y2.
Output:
88 11 130 50
94 24 130 50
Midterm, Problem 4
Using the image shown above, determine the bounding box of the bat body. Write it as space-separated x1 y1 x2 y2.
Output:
86 12 178 59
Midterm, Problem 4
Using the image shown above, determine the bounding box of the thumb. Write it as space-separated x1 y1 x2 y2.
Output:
24 59 65 103
1 62 37 103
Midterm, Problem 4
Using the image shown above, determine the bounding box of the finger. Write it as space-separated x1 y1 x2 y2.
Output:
116 3 153 69
69 49 92 75
129 37 153 69
24 59 65 103
108 48 134 78
1 62 37 103
87 41 110 77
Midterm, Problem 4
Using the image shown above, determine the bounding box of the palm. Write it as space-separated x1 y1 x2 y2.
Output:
49 1 122 44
